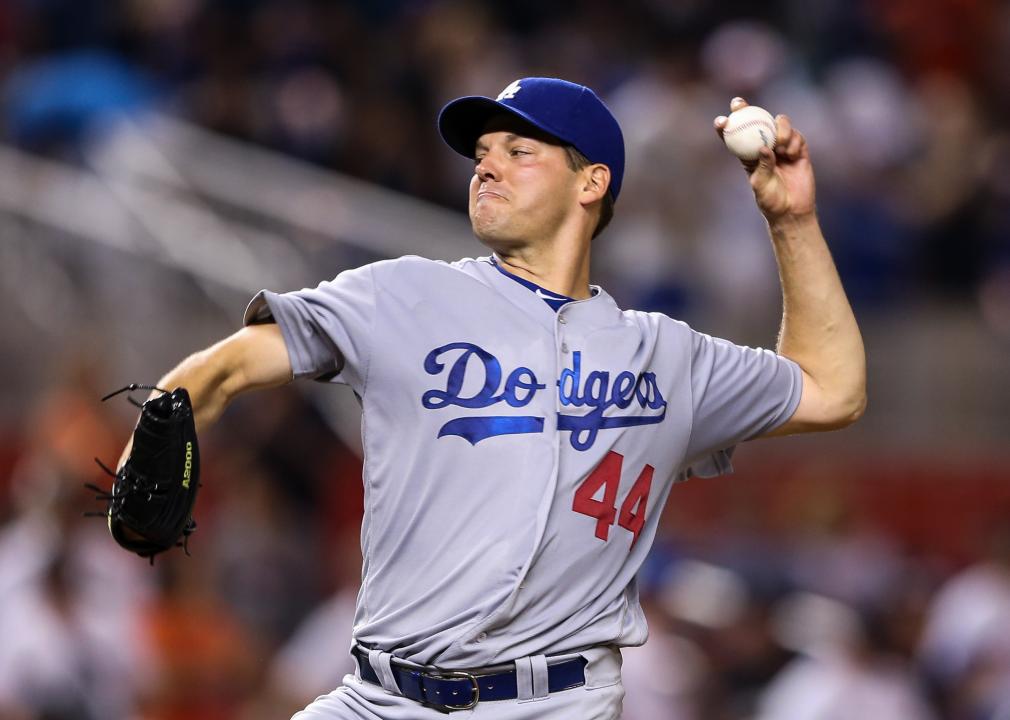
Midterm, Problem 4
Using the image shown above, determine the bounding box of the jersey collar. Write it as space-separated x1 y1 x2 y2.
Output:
489 256 576 312
475 255 612 334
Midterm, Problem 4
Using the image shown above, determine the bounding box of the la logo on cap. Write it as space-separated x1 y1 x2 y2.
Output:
496 80 522 101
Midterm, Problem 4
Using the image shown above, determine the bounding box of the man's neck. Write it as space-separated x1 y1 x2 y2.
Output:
491 240 592 300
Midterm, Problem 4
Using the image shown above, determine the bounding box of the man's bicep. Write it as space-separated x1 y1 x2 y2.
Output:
684 331 803 463
225 323 294 396
757 366 857 437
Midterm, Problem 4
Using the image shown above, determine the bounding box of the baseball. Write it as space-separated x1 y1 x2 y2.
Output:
722 105 777 161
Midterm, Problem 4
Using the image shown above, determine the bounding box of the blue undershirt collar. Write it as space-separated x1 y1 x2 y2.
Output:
490 257 576 312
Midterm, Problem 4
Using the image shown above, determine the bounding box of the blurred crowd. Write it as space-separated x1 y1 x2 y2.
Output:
2 0 1009 336
2 1 1010 719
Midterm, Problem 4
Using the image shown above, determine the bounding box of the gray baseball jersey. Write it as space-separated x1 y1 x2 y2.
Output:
244 254 802 668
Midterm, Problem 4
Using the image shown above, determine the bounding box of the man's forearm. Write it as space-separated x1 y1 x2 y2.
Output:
117 345 236 469
117 325 292 467
154 344 239 431
770 212 866 422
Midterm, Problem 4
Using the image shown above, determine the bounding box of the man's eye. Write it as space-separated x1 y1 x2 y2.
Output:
510 149 530 156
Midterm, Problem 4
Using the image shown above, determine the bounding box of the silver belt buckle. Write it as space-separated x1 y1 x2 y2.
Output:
431 669 480 711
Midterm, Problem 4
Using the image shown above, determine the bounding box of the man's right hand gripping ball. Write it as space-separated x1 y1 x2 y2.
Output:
88 385 201 563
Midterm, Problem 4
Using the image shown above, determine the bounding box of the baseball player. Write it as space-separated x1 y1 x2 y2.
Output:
126 78 865 718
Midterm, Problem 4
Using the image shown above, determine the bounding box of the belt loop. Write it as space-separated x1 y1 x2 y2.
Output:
367 649 400 694
531 655 549 699
514 656 534 701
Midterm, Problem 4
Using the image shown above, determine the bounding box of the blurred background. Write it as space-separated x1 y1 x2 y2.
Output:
1 0 1008 718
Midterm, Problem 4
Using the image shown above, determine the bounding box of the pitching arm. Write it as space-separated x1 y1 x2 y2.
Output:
715 98 866 435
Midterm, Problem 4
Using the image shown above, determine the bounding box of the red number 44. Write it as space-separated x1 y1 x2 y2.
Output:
572 451 654 549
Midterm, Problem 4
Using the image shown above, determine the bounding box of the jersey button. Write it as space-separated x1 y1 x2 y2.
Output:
561 343 569 353
476 632 487 643
558 316 567 324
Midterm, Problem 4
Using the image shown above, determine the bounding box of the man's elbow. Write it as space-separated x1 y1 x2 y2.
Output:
767 376 866 438
826 389 867 430
844 392 867 425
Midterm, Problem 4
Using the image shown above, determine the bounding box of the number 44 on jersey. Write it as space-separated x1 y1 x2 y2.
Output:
572 451 653 549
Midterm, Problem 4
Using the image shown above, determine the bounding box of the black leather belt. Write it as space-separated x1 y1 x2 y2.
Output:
354 646 588 712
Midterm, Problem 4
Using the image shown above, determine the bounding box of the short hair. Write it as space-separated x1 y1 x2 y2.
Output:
563 145 615 239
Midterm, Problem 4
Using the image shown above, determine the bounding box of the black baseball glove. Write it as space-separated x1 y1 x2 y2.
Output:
87 384 201 563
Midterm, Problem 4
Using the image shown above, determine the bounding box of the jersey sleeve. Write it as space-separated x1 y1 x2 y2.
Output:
683 330 803 478
242 264 376 392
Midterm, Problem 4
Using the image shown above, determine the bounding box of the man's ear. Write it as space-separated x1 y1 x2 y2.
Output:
580 164 611 206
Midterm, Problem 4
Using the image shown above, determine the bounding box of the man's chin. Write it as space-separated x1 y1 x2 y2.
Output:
471 221 522 251
473 232 524 255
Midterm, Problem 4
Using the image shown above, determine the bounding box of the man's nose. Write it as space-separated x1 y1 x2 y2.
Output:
475 152 501 182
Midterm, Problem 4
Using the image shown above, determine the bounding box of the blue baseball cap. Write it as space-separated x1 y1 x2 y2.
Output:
438 77 625 200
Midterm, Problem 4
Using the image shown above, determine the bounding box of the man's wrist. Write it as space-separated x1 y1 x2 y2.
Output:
766 210 819 238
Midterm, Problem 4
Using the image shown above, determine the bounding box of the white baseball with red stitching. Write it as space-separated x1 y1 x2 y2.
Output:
722 105 777 161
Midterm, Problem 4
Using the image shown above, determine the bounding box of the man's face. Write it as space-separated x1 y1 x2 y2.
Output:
468 115 582 249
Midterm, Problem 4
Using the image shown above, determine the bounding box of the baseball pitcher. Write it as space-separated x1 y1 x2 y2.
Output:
111 78 865 718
